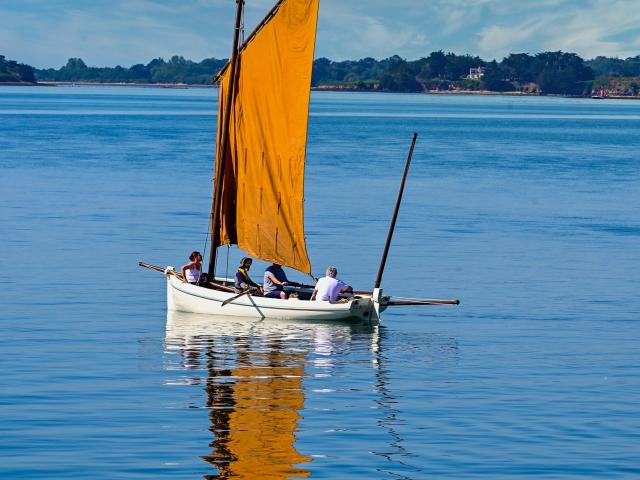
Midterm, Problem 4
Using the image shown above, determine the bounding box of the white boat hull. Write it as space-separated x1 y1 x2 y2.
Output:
166 274 381 324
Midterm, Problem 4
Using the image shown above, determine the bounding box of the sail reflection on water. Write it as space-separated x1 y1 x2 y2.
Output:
208 348 311 478
165 312 333 478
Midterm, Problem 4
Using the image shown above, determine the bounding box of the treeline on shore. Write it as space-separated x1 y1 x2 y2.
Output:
311 52 640 96
35 57 228 85
0 55 36 83
3 51 640 96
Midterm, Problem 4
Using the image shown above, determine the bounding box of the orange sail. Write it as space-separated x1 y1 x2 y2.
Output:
214 0 319 274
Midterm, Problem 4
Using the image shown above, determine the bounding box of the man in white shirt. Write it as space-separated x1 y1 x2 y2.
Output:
310 266 353 302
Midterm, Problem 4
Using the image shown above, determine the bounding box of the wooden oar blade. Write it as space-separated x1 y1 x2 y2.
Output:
222 291 249 307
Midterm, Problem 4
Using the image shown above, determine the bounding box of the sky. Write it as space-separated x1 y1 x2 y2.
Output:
2 0 640 68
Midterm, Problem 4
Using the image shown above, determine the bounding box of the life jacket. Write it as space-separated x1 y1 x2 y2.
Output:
238 268 249 282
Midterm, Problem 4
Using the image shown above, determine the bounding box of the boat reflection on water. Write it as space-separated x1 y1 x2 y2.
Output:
164 311 377 479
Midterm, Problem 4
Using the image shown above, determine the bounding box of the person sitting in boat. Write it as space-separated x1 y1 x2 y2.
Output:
181 251 203 285
310 266 353 302
234 257 263 295
263 263 298 299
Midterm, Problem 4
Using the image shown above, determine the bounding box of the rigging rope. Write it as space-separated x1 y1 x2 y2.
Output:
225 244 230 282
202 228 209 262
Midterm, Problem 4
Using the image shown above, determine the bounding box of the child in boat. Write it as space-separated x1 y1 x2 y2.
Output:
181 251 203 284
310 266 353 301
234 257 263 295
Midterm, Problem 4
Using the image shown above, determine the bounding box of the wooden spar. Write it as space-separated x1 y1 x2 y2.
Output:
382 299 460 306
374 133 418 289
139 262 236 293
139 261 168 274
139 261 186 282
212 0 286 84
208 0 245 275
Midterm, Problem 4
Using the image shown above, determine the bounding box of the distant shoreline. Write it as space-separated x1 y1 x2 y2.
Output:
0 81 43 86
313 85 640 99
35 81 215 89
4 81 640 100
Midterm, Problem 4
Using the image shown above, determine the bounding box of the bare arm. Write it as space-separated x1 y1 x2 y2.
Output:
266 272 288 286
310 288 318 301
181 261 196 283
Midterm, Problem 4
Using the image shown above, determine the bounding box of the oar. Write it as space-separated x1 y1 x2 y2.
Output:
139 261 166 274
222 290 251 307
382 299 460 306
139 261 186 281
138 261 236 292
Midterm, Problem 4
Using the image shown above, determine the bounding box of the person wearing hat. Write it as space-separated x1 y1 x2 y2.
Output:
234 257 263 295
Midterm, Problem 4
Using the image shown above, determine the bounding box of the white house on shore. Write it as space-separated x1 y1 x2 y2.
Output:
467 67 485 79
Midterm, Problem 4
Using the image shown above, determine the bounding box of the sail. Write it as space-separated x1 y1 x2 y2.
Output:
214 0 319 274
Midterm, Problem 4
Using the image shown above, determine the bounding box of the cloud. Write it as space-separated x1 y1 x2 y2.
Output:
545 0 640 57
2 0 640 67
477 20 546 57
476 0 640 59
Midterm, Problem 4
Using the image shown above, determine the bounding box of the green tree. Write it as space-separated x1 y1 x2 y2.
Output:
311 57 333 86
586 55 640 77
443 53 484 80
427 50 446 78
482 61 513 91
379 57 422 92
533 51 593 94
128 64 152 83
378 73 398 91
16 63 35 83
500 53 535 82
0 55 36 83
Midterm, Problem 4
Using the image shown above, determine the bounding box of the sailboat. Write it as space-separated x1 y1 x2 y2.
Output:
140 0 459 323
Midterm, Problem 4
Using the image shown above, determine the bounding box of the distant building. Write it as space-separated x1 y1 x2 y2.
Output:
467 67 485 79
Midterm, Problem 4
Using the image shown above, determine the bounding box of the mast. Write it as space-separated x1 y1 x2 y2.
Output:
208 0 245 276
374 133 418 289
212 0 287 85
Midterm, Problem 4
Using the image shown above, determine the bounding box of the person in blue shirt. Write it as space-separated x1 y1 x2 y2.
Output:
263 263 299 299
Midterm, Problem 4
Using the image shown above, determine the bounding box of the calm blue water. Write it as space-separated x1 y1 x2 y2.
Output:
1 86 639 479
